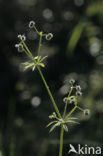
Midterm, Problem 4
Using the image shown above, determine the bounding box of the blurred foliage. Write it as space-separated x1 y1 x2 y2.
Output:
0 0 103 156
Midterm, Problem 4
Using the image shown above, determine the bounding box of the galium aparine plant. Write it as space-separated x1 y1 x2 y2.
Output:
15 21 90 156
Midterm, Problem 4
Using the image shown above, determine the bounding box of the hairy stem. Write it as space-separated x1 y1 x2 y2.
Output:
59 125 64 156
37 66 62 118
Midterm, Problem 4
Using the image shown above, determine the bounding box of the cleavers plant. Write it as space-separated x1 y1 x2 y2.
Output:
15 21 90 156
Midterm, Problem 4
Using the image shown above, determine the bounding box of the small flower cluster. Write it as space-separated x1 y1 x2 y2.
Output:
15 34 26 52
15 21 53 53
63 79 90 116
28 20 53 40
63 79 82 104
15 20 53 71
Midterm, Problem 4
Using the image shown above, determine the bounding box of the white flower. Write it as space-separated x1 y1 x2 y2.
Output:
69 79 75 84
45 33 53 40
21 34 26 41
17 34 26 41
29 21 35 28
84 109 90 116
15 43 24 52
15 44 19 48
76 91 82 96
17 34 22 40
76 85 81 91
63 97 67 103
69 97 75 104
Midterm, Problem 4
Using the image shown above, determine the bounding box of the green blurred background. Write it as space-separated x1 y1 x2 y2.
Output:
0 0 103 155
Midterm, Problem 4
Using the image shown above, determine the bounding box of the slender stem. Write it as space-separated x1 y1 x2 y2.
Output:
59 125 64 156
63 101 68 118
37 66 62 118
23 48 32 59
68 86 73 97
77 106 84 112
63 86 73 117
64 105 77 121
38 33 42 56
22 41 61 118
22 41 36 64
33 26 40 35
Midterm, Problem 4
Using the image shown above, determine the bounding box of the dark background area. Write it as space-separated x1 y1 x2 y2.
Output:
0 0 103 156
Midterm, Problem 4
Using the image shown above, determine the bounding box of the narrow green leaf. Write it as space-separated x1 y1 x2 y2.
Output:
67 117 78 120
46 121 58 128
66 120 80 124
49 122 60 133
66 20 88 55
22 62 34 70
40 63 45 67
40 56 48 62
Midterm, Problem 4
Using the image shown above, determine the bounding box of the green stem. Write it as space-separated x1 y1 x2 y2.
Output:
22 41 36 64
59 125 64 156
64 105 77 121
22 41 61 118
68 86 73 97
77 106 84 112
33 26 40 35
38 33 42 56
23 48 32 59
37 66 62 118
63 101 68 118
63 86 73 117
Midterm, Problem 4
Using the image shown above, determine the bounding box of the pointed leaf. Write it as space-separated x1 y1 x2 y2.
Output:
40 56 48 62
46 121 58 128
40 63 45 67
49 122 60 133
66 120 80 124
